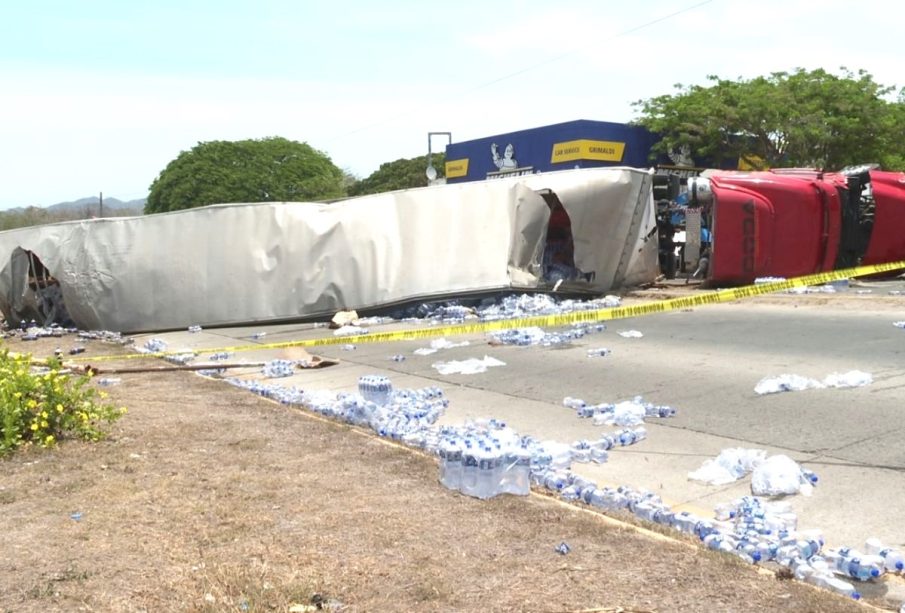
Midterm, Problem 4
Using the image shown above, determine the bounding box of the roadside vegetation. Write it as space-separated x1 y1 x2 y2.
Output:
633 67 905 171
0 347 126 456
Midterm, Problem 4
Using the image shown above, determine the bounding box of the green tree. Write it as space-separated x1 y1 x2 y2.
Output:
878 88 905 170
145 137 345 213
633 68 904 171
348 154 445 197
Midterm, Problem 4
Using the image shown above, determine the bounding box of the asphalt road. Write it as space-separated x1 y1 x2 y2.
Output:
137 286 905 567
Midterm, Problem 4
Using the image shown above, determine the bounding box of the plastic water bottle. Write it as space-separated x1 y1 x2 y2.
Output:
615 426 647 446
543 471 570 492
586 348 611 357
594 434 616 451
672 512 701 535
475 447 501 500
827 548 884 581
570 440 591 463
809 573 861 600
560 484 581 501
97 377 121 386
704 534 736 553
501 445 531 496
563 397 586 410
778 539 822 563
460 442 478 497
589 446 609 463
801 468 819 486
439 439 463 491
864 538 905 572
576 405 596 418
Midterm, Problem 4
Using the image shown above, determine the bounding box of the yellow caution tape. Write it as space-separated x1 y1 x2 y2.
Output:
69 259 905 363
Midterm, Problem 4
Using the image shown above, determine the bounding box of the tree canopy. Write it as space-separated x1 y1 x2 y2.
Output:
348 154 445 197
145 137 345 214
633 68 905 171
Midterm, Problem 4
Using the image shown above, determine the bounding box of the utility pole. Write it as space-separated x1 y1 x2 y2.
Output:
99 191 103 217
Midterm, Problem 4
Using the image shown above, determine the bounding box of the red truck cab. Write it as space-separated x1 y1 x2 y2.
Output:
694 168 905 285
861 170 905 267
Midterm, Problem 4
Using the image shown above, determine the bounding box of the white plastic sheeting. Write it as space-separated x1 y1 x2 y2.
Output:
0 167 657 332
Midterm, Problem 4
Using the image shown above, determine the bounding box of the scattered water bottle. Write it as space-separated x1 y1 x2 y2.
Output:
586 348 611 358
570 440 592 463
142 338 167 353
589 446 609 463
563 396 586 410
808 572 861 600
97 377 121 386
864 538 905 572
801 468 819 486
826 548 885 581
188 325 202 333
390 354 406 362
614 426 647 446
559 484 582 501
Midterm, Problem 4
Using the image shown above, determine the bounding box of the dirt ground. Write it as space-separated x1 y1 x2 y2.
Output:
0 335 883 613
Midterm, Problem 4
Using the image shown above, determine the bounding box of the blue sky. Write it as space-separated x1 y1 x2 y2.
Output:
1 0 902 209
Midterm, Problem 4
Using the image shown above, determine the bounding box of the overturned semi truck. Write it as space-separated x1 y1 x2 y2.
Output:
0 167 659 333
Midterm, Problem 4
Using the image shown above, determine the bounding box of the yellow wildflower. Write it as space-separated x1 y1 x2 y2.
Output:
41 411 49 419
44 435 54 445
27 399 38 409
56 403 64 413
30 423 38 431
41 420 49 428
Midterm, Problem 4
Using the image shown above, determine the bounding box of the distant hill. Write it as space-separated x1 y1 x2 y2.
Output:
5 196 147 215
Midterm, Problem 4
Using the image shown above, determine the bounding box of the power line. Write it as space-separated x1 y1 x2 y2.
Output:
328 0 714 142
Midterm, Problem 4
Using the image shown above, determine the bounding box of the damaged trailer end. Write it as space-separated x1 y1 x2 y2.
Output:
0 167 658 333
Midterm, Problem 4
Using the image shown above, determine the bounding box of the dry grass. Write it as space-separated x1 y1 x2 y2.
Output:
0 336 877 613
